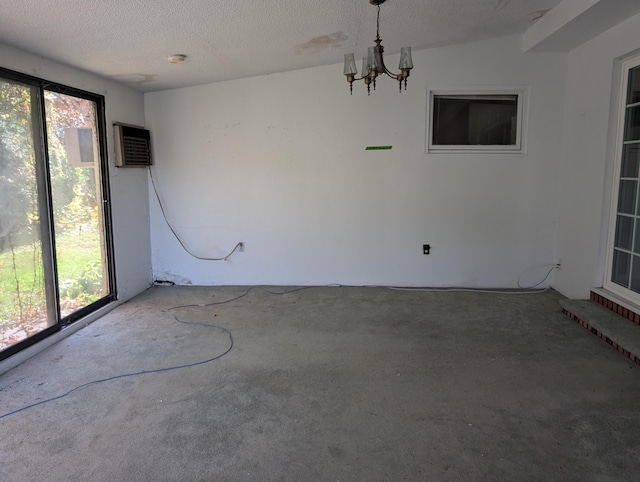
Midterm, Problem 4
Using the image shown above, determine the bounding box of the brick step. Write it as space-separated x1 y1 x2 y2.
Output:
560 298 640 365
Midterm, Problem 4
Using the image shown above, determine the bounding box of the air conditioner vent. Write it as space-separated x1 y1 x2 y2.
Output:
114 123 152 167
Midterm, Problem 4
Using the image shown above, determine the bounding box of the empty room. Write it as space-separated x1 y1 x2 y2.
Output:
2 0 640 480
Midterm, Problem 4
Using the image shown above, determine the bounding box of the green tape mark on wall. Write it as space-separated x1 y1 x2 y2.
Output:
365 146 393 150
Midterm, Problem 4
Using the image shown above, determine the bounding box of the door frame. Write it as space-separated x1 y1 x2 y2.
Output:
0 67 116 360
603 53 640 303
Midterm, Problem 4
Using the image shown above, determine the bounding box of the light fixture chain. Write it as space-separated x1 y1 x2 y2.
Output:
376 4 381 41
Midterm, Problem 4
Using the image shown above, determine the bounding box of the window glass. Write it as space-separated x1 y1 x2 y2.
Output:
615 214 634 251
617 180 637 214
627 65 640 105
0 79 50 350
621 144 640 178
44 92 110 318
429 92 523 152
624 105 640 142
612 250 631 287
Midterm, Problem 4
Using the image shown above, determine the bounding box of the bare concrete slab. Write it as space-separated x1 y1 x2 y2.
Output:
1 287 640 481
560 298 640 359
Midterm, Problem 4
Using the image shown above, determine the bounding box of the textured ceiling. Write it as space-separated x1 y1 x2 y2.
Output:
0 0 563 92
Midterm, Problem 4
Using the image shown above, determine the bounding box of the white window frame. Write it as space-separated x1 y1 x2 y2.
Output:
427 88 528 154
603 53 640 303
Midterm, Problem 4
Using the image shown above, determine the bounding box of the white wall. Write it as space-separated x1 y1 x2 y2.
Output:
0 42 151 301
554 12 640 299
145 35 567 287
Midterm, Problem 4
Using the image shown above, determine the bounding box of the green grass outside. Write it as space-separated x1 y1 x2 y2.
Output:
0 225 104 333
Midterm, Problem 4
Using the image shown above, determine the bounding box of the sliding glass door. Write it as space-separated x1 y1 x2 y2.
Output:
44 91 112 318
0 68 115 360
0 78 53 352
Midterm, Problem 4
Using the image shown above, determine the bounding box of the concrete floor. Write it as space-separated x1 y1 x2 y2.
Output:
1 286 640 481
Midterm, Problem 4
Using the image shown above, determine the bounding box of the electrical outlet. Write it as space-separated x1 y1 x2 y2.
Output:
239 242 245 252
423 244 431 255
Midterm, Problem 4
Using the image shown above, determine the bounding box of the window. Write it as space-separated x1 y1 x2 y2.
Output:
0 67 115 360
428 90 526 153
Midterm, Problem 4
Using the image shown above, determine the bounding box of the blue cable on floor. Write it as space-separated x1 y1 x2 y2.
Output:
0 285 314 421
1 283 546 420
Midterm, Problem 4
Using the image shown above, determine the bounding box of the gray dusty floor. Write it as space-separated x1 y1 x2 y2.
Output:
1 286 640 481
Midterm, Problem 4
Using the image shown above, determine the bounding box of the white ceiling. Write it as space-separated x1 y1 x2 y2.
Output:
0 0 563 92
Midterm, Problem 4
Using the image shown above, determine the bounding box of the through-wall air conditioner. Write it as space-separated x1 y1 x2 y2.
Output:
114 123 152 167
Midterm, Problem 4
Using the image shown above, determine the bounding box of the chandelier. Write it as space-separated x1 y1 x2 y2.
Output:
343 0 414 95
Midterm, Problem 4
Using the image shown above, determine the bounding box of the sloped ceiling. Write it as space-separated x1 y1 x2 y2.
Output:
0 0 563 92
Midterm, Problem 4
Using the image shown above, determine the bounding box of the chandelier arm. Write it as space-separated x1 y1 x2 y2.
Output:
381 65 401 80
378 55 401 80
373 47 391 79
354 73 373 82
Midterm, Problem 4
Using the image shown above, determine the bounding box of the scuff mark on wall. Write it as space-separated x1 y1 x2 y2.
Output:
156 272 193 286
296 32 348 55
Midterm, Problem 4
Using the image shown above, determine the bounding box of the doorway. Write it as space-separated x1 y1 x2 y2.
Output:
605 54 640 302
0 68 115 360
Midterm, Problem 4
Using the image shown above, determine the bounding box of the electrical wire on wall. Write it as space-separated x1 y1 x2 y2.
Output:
517 263 561 290
148 166 242 261
387 263 561 294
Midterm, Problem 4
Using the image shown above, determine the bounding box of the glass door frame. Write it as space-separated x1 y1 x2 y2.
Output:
0 67 116 361
604 53 640 303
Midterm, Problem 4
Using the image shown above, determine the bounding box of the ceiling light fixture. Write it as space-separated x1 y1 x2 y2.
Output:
167 54 188 64
343 0 414 95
